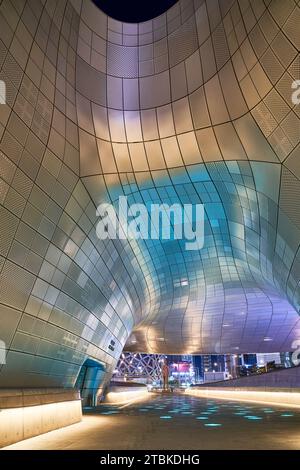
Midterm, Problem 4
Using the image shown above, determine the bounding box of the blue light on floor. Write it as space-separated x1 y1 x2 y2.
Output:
281 413 294 417
196 417 208 420
204 423 222 427
160 416 172 419
244 416 263 420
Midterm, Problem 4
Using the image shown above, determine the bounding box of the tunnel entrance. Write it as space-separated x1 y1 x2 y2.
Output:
76 359 106 407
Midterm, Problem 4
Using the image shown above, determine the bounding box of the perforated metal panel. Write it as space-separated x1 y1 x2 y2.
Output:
0 0 300 391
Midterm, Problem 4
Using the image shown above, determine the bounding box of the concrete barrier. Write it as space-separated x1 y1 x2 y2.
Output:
185 386 300 409
195 365 300 389
0 389 82 447
104 382 149 405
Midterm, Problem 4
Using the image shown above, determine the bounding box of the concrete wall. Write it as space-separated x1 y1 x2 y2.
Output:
197 366 300 389
104 381 149 405
186 386 300 409
0 389 82 447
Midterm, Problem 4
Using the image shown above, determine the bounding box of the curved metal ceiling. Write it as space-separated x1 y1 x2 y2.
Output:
0 0 299 388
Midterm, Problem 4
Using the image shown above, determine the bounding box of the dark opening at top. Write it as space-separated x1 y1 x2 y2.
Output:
92 0 179 23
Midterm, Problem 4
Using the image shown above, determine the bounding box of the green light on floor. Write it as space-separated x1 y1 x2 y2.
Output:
281 413 294 417
244 416 262 420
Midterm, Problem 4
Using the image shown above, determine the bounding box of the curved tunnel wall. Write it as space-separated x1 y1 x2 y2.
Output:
0 0 299 388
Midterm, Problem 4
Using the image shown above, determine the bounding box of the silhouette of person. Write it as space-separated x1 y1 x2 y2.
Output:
162 361 169 390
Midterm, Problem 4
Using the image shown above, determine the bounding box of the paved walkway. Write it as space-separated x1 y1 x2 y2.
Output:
5 393 300 450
